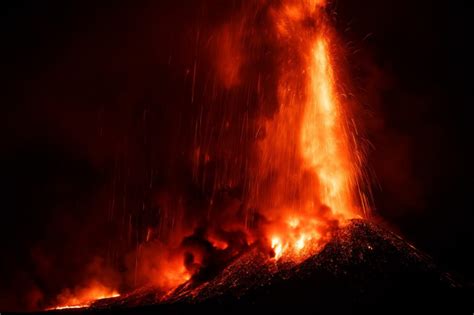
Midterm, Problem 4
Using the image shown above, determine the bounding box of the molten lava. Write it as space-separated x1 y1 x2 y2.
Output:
49 281 119 310
302 37 354 217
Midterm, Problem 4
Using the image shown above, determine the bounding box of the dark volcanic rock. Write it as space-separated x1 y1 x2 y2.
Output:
49 220 470 313
159 219 459 305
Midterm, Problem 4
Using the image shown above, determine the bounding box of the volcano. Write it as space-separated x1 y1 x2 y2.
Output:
3 1 474 313
43 219 467 313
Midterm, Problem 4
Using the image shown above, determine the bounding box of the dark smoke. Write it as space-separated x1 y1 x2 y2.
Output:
181 227 249 282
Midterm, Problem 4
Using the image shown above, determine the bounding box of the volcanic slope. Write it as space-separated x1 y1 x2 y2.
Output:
66 219 471 314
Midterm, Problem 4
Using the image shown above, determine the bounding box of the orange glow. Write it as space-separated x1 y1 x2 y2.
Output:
271 237 284 260
49 281 119 310
269 215 324 260
160 263 192 287
133 244 193 290
52 304 90 310
208 236 229 250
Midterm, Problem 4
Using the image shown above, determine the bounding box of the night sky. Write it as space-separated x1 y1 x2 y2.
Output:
1 0 473 311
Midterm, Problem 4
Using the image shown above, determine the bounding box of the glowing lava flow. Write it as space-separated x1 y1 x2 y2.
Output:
48 284 120 310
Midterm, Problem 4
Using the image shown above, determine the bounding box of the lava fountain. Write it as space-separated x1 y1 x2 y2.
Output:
249 0 368 261
46 0 370 310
